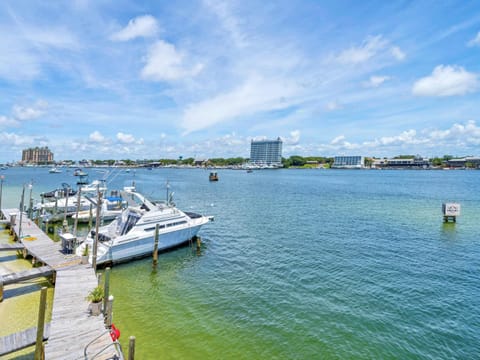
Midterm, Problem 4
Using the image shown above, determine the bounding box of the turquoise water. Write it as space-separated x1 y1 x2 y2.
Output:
1 168 479 358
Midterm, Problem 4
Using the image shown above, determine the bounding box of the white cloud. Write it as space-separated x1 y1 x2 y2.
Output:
203 0 247 47
337 35 388 64
331 135 346 145
412 65 478 96
0 116 20 128
116 132 143 145
141 40 203 82
282 130 301 145
89 131 106 143
467 31 480 47
12 100 48 120
364 75 390 88
0 131 35 146
390 46 405 61
429 120 480 140
110 15 159 41
181 75 301 133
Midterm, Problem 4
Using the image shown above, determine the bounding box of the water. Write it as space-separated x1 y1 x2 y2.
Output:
1 168 479 358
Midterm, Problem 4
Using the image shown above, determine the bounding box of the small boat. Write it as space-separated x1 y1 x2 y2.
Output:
209 172 219 181
246 169 253 173
75 186 213 265
49 167 62 173
42 184 76 199
73 168 88 176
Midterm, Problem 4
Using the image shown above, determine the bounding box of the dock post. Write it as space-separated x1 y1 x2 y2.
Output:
19 184 26 239
105 295 114 328
0 279 3 302
103 267 111 315
34 286 47 360
128 336 136 360
153 224 159 268
92 188 102 271
196 236 202 250
0 175 4 212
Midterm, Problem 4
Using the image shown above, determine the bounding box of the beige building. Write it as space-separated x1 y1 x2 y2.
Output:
22 146 54 164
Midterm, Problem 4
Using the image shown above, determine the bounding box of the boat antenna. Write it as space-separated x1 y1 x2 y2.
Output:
166 181 170 205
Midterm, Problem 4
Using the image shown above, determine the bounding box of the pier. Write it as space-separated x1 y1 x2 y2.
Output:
0 208 122 359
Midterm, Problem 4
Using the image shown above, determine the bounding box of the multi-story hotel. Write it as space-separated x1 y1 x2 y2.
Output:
250 137 283 166
22 146 54 164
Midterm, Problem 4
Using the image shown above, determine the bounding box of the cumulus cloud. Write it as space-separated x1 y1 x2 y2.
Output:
89 131 106 143
467 31 480 47
412 65 478 96
117 132 144 145
364 75 390 87
110 15 159 41
0 131 35 146
141 40 203 82
12 100 48 120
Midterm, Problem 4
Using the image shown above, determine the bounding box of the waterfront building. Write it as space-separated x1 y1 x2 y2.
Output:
447 156 480 168
21 146 53 164
385 157 430 169
250 137 283 166
332 156 364 169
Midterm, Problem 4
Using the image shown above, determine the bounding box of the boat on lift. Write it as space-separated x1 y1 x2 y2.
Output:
75 185 214 265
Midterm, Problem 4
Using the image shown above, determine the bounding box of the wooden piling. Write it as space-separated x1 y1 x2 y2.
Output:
105 295 114 328
103 267 111 315
153 224 159 268
34 286 47 360
92 189 102 271
128 336 136 360
0 279 3 302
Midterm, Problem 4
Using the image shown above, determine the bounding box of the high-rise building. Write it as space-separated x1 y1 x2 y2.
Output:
250 137 283 166
22 146 54 164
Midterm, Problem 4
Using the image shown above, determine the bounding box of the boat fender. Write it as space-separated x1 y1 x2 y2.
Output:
110 324 121 341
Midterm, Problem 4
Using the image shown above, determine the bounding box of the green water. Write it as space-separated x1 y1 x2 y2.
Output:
1 168 480 358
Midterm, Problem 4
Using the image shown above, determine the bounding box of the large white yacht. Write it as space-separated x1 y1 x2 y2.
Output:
75 186 213 265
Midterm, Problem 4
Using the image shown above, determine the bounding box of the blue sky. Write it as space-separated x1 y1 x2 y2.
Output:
1 0 480 162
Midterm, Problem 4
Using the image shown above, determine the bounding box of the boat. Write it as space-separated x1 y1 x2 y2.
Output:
75 186 214 265
42 184 77 199
209 172 219 181
246 169 253 173
74 195 125 223
49 167 62 173
73 168 88 176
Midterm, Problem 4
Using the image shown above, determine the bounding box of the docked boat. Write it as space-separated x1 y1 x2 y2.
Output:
209 172 219 181
74 195 125 223
75 186 214 265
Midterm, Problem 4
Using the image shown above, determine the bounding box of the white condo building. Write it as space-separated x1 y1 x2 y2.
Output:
250 138 283 167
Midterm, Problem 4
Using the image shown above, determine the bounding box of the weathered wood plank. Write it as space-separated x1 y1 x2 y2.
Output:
0 324 50 356
0 243 24 251
1 266 54 285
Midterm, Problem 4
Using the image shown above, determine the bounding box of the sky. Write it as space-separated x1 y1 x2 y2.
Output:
1 0 480 162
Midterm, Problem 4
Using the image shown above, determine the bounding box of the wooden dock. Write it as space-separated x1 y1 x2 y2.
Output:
0 324 50 355
0 208 122 359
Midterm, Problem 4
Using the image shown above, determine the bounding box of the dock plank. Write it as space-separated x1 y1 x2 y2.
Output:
2 266 54 285
0 208 121 359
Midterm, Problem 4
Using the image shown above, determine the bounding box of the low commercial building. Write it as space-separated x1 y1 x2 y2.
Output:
447 157 480 168
332 156 364 169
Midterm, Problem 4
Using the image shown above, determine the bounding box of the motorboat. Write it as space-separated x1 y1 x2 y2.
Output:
75 186 214 265
73 168 88 176
209 172 219 181
74 195 125 223
49 167 62 173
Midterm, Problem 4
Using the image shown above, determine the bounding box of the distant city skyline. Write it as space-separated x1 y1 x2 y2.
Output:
0 1 480 162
